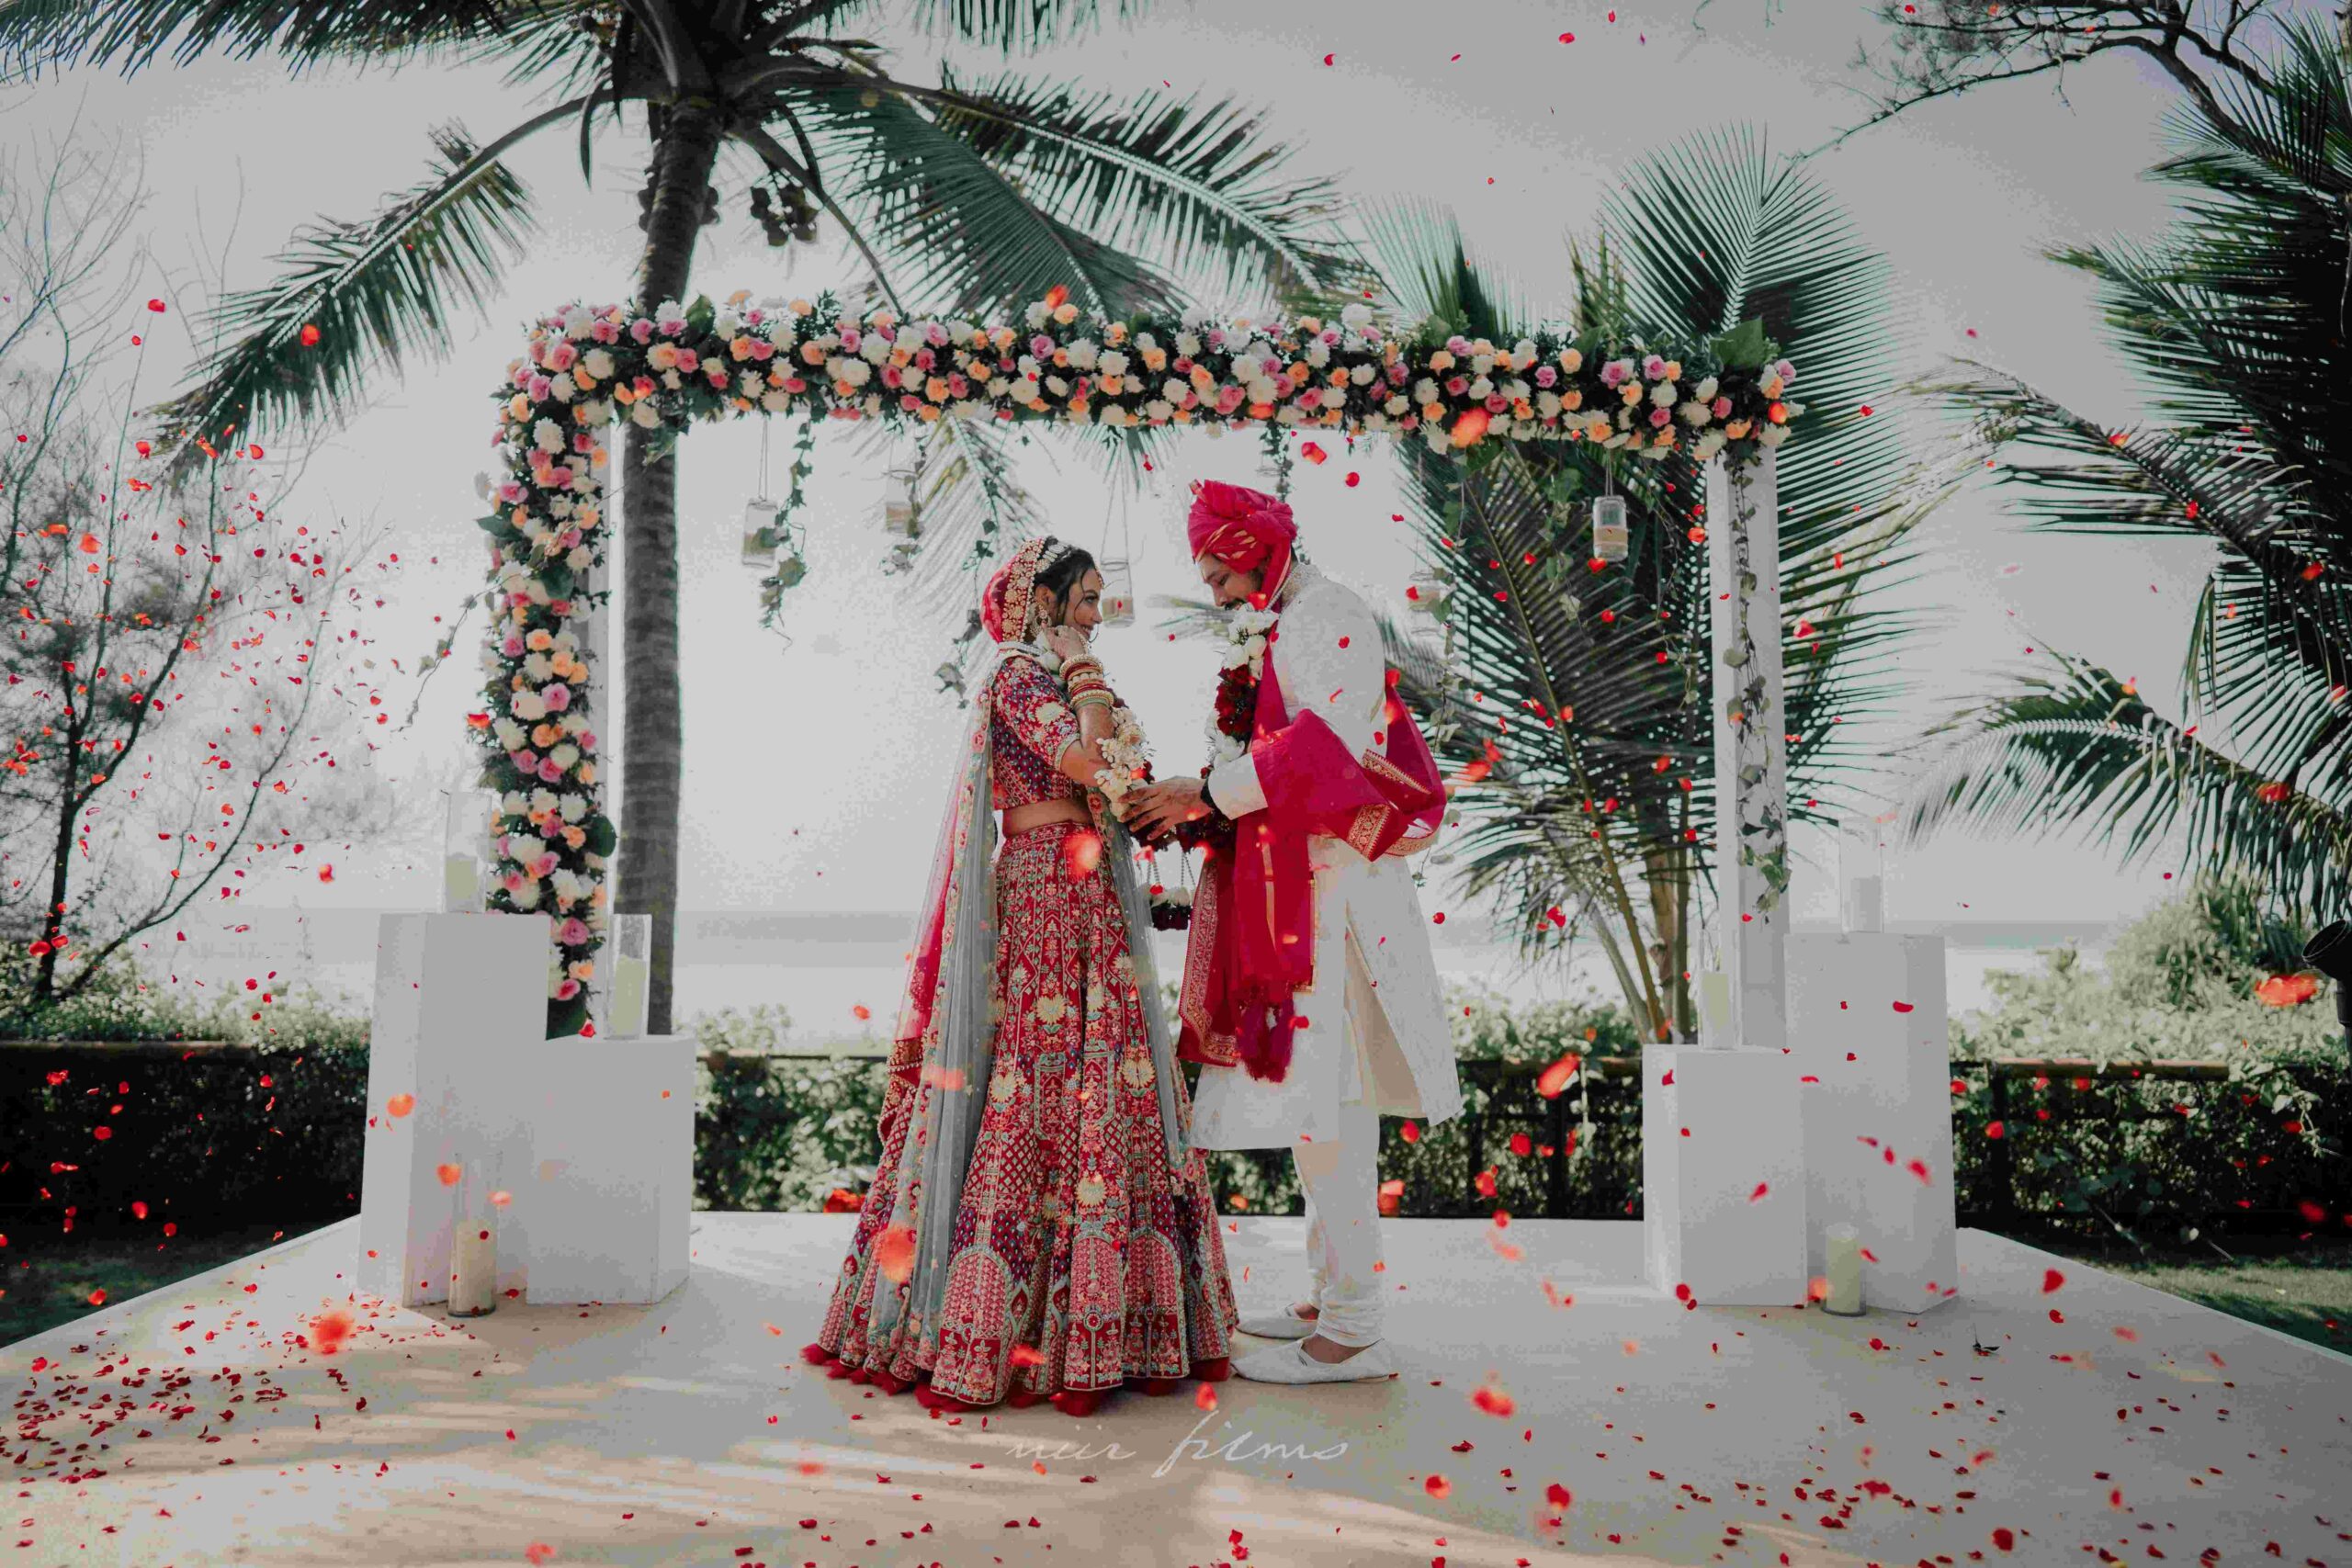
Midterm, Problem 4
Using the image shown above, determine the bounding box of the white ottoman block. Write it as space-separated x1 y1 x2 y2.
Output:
1787 932 1962 1313
1644 1046 1809 1306
511 1032 696 1305
358 912 551 1309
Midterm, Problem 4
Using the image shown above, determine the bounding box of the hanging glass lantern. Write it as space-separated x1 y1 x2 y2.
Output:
1098 556 1136 626
1406 570 1449 614
741 496 782 570
883 496 919 538
1591 492 1630 563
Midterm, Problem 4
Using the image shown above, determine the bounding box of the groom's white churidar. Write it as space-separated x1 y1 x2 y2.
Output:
1152 479 1464 1383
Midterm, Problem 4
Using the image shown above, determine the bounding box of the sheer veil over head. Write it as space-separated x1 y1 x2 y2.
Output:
858 537 1186 1367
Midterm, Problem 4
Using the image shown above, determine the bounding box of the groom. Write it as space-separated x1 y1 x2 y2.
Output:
1129 479 1464 1384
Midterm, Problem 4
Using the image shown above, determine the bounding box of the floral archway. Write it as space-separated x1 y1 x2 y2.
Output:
474 288 1803 1037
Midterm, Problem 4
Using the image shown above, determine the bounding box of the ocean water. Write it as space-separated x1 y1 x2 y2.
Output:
130 908 2109 1045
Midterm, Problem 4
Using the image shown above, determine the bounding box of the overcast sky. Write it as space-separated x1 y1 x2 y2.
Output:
6 0 2304 971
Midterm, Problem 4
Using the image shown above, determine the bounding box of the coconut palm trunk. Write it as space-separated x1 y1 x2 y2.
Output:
618 104 727 1038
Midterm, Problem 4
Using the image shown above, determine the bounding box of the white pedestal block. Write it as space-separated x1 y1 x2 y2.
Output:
1786 932 1962 1313
358 912 551 1309
510 1032 696 1305
1643 1046 1809 1306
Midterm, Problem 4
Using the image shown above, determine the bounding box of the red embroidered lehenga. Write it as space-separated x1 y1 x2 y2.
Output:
804 540 1237 1414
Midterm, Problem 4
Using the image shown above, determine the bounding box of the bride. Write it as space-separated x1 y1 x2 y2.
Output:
803 536 1238 1415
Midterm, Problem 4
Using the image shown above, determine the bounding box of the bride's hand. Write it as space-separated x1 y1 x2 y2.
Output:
1045 625 1092 663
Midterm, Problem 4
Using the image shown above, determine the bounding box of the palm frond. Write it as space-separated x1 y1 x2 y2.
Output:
0 0 529 77
145 117 553 470
1901 649 2352 918
874 64 1367 309
793 75 1179 320
903 0 1144 54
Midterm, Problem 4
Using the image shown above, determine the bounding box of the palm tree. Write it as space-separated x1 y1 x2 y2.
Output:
1901 14 2352 920
0 0 1363 1032
1294 128 1957 1041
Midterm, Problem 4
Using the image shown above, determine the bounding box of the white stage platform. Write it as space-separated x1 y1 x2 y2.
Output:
6 1215 2347 1566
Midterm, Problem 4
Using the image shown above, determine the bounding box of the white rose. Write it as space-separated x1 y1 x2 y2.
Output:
548 372 577 401
493 718 527 750
567 545 593 571
582 348 616 380
511 691 548 722
549 743 581 772
761 388 793 413
1679 400 1712 425
523 652 553 682
511 880 543 910
629 399 663 428
1469 376 1494 400
1696 430 1729 460
858 334 890 364
1694 375 1719 402
502 789 530 816
1305 341 1330 368
1096 348 1126 377
1341 302 1374 331
1349 362 1376 386
533 418 564 453
1650 382 1678 408
577 399 613 426
1758 423 1791 447
1413 378 1440 404
1513 338 1537 364
562 306 592 338
530 788 559 815
1536 390 1563 417
1385 394 1411 416
1175 332 1202 358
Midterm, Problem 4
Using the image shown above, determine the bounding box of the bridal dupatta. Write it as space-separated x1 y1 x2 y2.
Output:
861 640 1190 1360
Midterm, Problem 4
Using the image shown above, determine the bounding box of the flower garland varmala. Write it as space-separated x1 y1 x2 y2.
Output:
475 288 1803 1035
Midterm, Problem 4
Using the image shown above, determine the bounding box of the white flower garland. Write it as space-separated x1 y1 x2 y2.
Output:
1092 703 1152 821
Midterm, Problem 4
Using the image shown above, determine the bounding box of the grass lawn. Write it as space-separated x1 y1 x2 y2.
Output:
0 1217 346 1348
2021 1233 2352 1358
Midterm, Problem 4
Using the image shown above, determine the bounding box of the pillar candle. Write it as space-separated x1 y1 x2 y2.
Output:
1824 1223 1863 1315
611 952 649 1040
1697 969 1734 1046
447 1165 497 1318
441 853 482 915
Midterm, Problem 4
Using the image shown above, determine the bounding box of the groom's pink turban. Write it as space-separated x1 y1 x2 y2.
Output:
1188 479 1296 604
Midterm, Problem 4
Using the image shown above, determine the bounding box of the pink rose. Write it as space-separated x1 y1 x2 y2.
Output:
527 376 552 401
537 755 566 784
1642 354 1668 379
1534 366 1558 388
591 319 619 344
559 917 592 946
1711 396 1733 420
546 342 578 371
577 729 598 752
497 480 526 504
673 348 699 373
1031 333 1055 357
554 978 581 1001
508 749 537 773
839 328 861 352
501 634 526 657
1648 407 1673 428
502 869 526 894
629 319 654 344
1445 376 1468 397
1485 393 1510 413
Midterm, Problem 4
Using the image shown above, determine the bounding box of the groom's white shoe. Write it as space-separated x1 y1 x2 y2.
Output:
1236 1303 1319 1340
1233 1337 1396 1384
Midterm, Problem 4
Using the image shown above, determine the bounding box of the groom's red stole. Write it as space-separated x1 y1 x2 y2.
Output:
1177 632 1446 1081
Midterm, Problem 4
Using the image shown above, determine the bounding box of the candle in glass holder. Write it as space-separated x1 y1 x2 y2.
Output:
1838 829 1885 933
608 913 650 1040
1697 969 1733 1046
440 789 496 914
1823 1224 1864 1316
447 1159 497 1318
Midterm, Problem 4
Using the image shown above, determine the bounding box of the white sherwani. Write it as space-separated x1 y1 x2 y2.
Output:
1185 564 1466 1152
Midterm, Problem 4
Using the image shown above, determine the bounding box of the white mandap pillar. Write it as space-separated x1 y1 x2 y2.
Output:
1644 446 1809 1307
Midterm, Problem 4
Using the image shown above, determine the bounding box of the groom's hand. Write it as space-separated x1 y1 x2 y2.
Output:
1129 778 1211 839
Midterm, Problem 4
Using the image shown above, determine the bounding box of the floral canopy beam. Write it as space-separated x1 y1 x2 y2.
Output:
475 289 1804 1037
